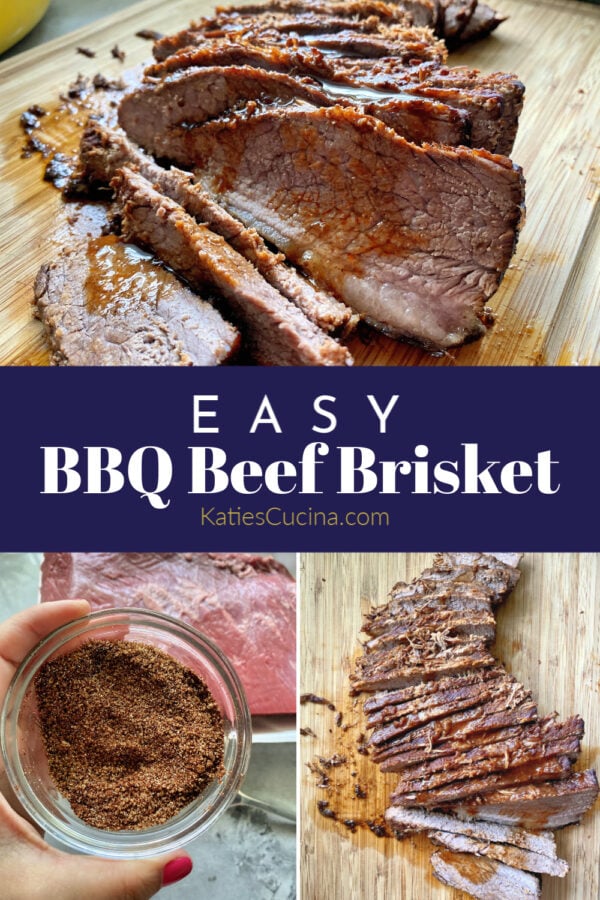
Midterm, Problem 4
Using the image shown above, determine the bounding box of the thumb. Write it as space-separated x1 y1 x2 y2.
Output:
22 849 193 900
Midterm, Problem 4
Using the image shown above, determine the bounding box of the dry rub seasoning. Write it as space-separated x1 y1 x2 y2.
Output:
34 639 225 830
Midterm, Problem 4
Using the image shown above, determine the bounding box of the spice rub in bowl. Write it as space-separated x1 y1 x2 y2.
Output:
34 639 225 831
1 608 251 858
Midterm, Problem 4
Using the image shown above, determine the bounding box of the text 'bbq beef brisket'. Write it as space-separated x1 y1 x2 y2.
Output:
40 552 296 715
34 237 240 366
119 103 524 351
347 553 598 900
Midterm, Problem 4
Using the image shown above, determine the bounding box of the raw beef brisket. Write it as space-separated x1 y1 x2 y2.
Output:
40 552 296 715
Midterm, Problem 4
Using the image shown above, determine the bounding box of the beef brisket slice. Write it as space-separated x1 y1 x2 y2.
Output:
431 850 541 900
363 583 497 637
351 642 497 691
80 122 355 336
122 60 470 148
391 718 583 796
428 831 568 877
451 770 600 829
40 552 296 715
33 237 239 366
145 38 522 155
364 667 507 716
394 754 574 806
111 167 352 366
377 714 548 770
384 806 559 858
121 104 524 350
374 700 539 766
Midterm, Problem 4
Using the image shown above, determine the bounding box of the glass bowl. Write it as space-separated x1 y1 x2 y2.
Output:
0 608 252 858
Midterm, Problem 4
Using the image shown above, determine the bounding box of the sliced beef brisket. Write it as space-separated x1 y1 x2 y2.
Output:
428 830 568 877
450 770 600 830
153 0 503 56
120 103 523 351
431 850 541 900
111 167 352 366
395 755 575 807
374 700 539 767
385 806 561 858
349 553 596 899
145 38 523 156
34 236 240 366
122 58 471 149
80 122 356 336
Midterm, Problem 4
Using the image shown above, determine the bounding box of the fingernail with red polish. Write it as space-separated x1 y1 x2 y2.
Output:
162 857 193 886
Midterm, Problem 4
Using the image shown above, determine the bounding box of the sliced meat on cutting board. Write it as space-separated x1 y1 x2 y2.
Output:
40 552 296 715
79 121 356 336
431 849 541 899
120 103 524 350
111 166 353 366
34 236 240 366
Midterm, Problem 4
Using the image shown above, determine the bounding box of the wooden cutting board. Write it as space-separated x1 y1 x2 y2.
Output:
300 553 599 900
0 0 598 365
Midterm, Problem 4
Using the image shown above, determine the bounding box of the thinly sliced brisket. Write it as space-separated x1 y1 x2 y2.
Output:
153 14 447 64
385 806 559 855
153 0 503 54
394 754 575 807
377 713 555 771
214 0 434 26
80 122 355 336
364 606 497 651
428 830 568 877
33 237 240 366
110 167 352 366
364 667 508 717
124 58 471 149
431 850 541 900
368 677 527 745
390 718 583 795
374 700 539 767
121 103 524 351
363 584 498 638
450 770 600 830
145 39 523 155
348 553 595 898
397 551 522 606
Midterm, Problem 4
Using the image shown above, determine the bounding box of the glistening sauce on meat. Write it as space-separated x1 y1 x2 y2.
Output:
84 235 171 313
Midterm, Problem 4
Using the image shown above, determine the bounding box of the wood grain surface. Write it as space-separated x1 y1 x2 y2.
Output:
0 0 598 366
300 553 599 900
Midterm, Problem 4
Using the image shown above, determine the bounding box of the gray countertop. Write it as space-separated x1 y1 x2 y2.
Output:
0 554 297 900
